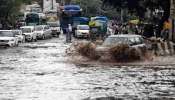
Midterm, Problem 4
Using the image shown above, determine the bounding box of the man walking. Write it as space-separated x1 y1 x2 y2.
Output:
66 24 72 43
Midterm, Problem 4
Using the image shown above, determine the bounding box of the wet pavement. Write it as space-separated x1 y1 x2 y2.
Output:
0 36 175 100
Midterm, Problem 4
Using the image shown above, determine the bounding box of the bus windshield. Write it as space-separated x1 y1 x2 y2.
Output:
47 22 59 27
25 13 40 25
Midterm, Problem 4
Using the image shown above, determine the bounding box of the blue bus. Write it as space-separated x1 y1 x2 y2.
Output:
25 12 46 26
60 5 82 34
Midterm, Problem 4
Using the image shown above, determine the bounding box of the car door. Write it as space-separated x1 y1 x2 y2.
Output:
47 26 52 36
13 31 21 42
18 31 23 42
32 28 36 39
43 26 47 36
45 26 50 37
13 32 19 45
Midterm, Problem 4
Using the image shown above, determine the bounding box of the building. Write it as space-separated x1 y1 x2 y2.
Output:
43 0 57 13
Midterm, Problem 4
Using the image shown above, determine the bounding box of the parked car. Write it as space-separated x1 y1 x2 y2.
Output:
20 26 37 42
35 25 52 39
47 21 61 37
75 25 90 38
12 30 25 43
0 30 19 47
96 34 146 54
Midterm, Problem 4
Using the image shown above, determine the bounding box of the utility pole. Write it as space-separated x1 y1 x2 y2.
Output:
170 0 175 41
52 0 54 10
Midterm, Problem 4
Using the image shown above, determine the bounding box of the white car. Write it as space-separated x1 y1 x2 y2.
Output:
0 30 19 47
47 21 61 37
75 25 90 38
35 25 52 39
13 30 25 43
20 26 37 42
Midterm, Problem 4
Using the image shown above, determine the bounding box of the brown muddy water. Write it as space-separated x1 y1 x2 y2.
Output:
0 36 175 100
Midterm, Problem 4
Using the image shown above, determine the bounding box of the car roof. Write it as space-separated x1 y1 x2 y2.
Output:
20 26 35 28
36 25 49 27
12 30 21 31
0 30 13 32
108 34 142 38
77 25 89 26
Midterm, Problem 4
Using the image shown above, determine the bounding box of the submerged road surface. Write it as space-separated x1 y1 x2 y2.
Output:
0 36 175 100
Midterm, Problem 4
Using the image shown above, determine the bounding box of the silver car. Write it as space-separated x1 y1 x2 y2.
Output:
96 34 146 54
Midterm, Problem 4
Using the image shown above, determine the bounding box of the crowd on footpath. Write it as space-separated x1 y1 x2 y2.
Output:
110 23 143 35
109 20 172 41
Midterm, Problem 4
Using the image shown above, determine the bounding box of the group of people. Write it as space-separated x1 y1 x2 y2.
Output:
110 22 144 35
110 20 172 41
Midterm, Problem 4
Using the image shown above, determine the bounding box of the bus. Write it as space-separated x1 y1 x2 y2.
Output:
60 5 82 34
25 12 46 26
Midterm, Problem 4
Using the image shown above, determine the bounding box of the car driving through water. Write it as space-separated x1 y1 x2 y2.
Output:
96 34 147 54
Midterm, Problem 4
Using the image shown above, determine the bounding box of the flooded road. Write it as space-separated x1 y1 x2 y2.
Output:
0 36 175 100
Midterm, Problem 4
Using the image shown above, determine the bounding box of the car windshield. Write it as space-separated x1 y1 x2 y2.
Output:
21 28 31 33
47 22 59 27
13 31 21 35
78 25 89 30
35 26 43 31
128 37 143 45
103 37 129 46
0 31 15 37
103 36 144 46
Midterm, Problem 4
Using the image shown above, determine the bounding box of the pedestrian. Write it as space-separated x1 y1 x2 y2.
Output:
161 29 169 41
66 24 72 43
0 23 2 29
161 20 171 41
114 24 119 35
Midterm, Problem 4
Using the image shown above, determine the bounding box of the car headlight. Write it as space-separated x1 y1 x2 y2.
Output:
10 39 14 41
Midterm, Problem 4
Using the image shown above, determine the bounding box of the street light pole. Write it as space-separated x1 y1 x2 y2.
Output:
52 0 54 10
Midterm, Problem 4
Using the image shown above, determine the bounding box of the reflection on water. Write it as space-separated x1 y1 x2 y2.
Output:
0 38 175 100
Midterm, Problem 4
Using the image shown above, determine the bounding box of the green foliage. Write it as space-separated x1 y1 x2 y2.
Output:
71 0 120 18
72 0 103 17
0 0 33 27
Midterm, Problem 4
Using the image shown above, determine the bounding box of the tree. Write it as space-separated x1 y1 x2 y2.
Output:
0 0 32 28
72 0 103 17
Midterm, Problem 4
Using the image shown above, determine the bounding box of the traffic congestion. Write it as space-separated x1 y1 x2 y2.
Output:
0 0 175 100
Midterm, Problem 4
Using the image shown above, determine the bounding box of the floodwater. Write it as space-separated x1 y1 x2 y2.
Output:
0 36 175 100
